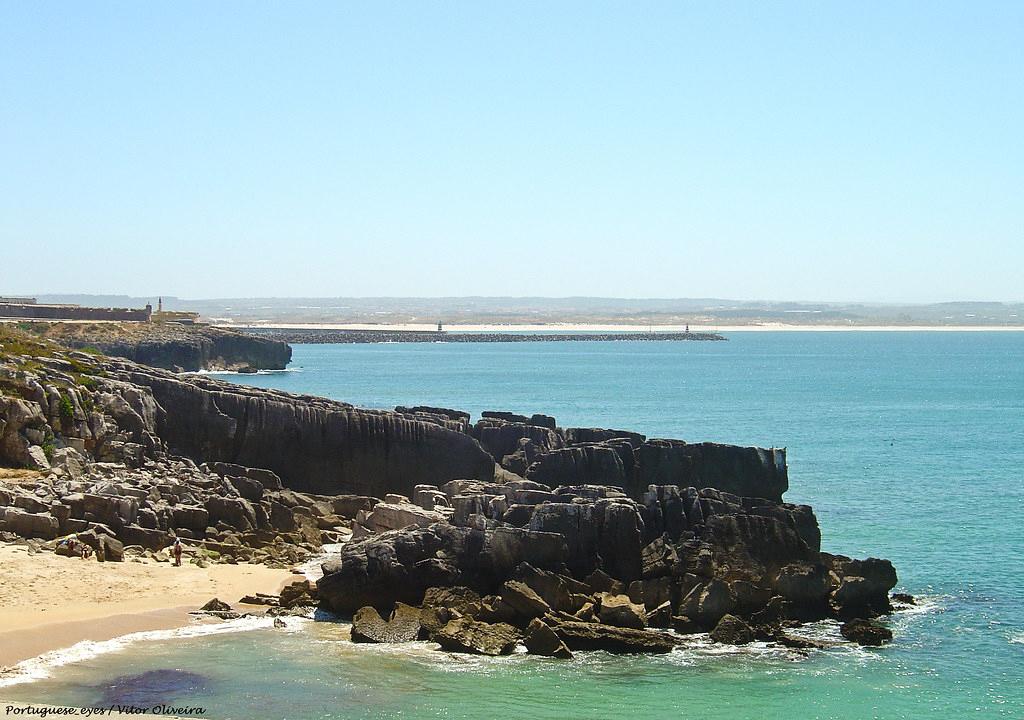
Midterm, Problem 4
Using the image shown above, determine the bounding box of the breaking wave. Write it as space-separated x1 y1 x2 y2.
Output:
0 615 294 688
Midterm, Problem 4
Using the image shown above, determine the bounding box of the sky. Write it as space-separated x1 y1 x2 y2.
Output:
1 2 1021 302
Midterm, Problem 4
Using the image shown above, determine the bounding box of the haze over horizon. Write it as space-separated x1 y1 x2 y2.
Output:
3 3 1021 302
13 292 1024 305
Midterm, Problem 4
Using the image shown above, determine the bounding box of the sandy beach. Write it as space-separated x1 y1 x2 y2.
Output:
0 543 298 669
220 322 1024 333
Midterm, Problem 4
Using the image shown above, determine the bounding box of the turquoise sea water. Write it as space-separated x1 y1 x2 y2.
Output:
5 332 1023 719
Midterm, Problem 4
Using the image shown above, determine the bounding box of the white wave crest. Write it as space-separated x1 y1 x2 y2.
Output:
0 616 276 688
188 368 301 376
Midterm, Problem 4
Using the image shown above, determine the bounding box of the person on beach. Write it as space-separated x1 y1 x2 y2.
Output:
173 538 183 566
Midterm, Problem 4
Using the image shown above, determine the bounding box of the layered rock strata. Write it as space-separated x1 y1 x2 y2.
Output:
0 327 900 656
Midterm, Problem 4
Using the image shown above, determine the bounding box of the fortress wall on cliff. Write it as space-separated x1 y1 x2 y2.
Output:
0 303 152 322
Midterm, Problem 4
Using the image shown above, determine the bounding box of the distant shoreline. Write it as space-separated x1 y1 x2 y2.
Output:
219 322 1024 333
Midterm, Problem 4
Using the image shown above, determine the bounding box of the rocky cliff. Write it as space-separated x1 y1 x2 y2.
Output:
0 326 902 654
0 326 786 507
119 366 496 495
17 322 291 372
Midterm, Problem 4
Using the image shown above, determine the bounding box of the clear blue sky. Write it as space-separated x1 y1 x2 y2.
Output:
2 2 1021 301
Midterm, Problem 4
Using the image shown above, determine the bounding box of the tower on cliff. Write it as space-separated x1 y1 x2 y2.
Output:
158 297 163 313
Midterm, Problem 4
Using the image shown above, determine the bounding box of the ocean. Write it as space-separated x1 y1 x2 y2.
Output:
5 332 1023 719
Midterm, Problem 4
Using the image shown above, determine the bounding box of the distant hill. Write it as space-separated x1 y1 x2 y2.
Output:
25 295 1024 326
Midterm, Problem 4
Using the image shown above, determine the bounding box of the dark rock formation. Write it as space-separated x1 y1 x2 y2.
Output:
317 523 569 615
709 614 755 645
116 365 496 496
840 618 893 646
29 323 291 372
0 324 903 660
526 444 627 489
200 598 232 612
434 618 520 656
633 440 788 502
501 580 551 621
549 619 676 654
523 618 573 659
280 580 319 608
351 603 423 643
597 593 647 629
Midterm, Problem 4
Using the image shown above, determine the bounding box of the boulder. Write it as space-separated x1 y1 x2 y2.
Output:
268 501 297 532
208 463 284 490
228 475 264 503
482 526 569 579
678 579 735 627
584 568 625 596
639 535 679 579
279 579 318 608
774 563 830 615
363 502 447 532
421 586 482 617
205 496 257 531
709 614 755 645
172 506 210 531
239 593 279 607
413 485 450 511
351 603 423 643
628 576 672 611
730 580 773 616
200 598 232 612
773 632 835 651
598 593 647 630
26 445 51 470
523 618 573 659
840 618 893 646
828 556 898 616
97 532 124 561
501 580 551 620
1 508 59 539
551 620 676 654
513 562 589 613
50 447 86 478
671 615 700 634
434 618 520 656
646 601 672 628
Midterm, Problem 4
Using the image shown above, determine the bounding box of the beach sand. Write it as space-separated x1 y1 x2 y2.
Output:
0 543 298 668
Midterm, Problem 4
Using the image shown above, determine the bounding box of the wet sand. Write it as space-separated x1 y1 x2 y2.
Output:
0 543 297 668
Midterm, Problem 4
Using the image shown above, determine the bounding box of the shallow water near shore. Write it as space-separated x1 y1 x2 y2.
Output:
5 332 1023 718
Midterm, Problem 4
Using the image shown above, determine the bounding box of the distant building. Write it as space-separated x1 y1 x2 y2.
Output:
0 301 152 322
0 296 37 305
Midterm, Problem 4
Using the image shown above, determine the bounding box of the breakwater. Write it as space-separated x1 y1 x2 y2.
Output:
238 328 726 344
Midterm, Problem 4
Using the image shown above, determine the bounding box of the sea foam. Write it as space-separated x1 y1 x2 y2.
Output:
0 616 285 688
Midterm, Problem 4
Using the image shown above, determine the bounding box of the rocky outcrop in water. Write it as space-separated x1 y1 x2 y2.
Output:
316 477 896 634
0 325 901 655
